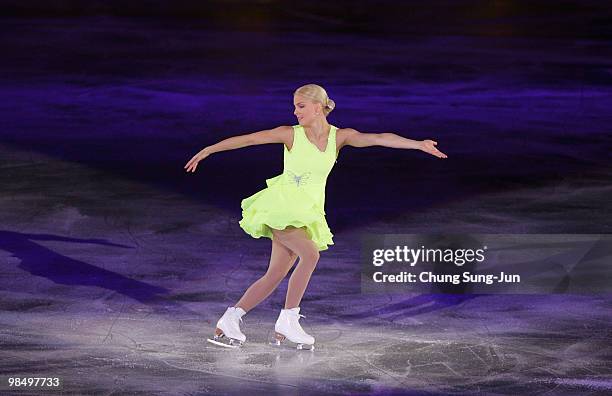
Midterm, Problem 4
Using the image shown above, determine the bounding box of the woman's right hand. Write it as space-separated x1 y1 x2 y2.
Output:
184 148 211 173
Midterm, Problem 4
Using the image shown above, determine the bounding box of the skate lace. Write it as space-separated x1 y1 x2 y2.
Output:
295 313 310 336
230 310 243 324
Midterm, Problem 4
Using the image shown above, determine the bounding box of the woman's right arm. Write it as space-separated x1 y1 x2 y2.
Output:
184 125 293 173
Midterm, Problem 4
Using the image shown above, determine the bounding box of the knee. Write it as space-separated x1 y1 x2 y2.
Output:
300 249 320 267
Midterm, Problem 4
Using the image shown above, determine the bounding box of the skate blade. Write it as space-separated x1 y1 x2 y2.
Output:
271 332 315 351
207 338 242 348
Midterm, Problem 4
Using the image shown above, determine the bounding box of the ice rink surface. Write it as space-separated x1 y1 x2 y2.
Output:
1 1 611 394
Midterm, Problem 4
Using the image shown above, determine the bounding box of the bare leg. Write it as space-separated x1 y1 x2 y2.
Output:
271 226 320 309
234 238 298 312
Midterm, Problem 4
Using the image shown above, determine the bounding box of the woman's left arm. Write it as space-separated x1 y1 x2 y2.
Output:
342 128 448 159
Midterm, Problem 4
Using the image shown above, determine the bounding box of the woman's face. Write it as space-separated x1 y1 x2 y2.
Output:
293 95 322 125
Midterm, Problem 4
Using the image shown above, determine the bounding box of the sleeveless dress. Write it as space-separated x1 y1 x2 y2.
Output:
238 124 338 251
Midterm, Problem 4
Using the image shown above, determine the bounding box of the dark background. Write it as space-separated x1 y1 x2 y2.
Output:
1 0 611 232
1 3 611 394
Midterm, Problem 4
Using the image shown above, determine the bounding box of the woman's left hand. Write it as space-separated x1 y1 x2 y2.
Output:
419 140 447 158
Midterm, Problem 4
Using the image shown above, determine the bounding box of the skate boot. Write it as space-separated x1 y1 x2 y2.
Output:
207 306 246 348
272 307 315 350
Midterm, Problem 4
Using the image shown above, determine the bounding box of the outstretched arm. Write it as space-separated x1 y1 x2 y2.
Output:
184 125 292 172
342 128 447 159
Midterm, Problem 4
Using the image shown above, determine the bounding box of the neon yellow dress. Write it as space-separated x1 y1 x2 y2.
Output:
239 124 338 251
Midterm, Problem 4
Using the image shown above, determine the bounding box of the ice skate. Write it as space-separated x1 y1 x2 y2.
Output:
271 307 315 350
207 306 246 348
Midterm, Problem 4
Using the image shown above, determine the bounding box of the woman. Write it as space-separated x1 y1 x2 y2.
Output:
184 84 447 349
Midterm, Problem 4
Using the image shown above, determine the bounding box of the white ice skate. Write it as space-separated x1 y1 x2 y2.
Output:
272 307 315 350
207 306 246 348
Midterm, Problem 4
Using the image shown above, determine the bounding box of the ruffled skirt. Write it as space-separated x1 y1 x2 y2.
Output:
238 175 334 251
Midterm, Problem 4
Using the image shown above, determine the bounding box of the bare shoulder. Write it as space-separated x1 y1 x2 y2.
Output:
275 125 294 147
276 125 295 135
271 125 295 150
336 127 358 149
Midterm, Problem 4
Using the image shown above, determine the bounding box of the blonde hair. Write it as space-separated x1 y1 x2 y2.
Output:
293 84 336 116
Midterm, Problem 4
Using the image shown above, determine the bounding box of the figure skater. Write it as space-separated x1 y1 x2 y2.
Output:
184 84 447 349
